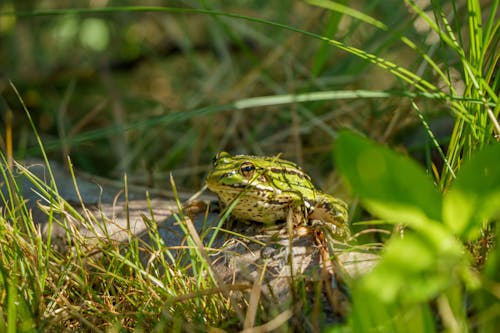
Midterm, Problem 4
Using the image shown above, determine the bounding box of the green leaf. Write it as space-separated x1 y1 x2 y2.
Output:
334 131 442 228
363 234 437 302
360 231 462 304
443 143 500 240
351 265 437 333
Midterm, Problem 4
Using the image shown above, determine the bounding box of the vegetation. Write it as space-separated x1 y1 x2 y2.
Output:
1 0 498 331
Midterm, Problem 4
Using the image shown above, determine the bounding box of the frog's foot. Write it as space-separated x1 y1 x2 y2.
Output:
309 219 350 245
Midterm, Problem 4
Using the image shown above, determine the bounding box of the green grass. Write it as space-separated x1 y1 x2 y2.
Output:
1 0 499 331
0 154 235 331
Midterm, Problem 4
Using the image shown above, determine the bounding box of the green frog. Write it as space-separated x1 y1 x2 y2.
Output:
206 152 349 240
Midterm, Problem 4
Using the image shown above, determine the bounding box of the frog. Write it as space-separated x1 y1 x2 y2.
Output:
206 152 349 240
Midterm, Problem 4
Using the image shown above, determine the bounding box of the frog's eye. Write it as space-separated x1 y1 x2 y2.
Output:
240 162 255 178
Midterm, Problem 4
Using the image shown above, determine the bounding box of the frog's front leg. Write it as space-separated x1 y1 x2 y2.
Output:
307 195 350 241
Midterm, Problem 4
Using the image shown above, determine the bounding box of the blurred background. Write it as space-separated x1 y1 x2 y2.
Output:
0 0 466 194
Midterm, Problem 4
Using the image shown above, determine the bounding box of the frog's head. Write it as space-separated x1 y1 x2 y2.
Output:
206 152 267 191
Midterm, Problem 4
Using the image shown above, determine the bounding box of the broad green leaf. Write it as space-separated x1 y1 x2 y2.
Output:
334 131 442 228
363 234 436 302
350 293 436 333
443 143 500 240
360 231 463 304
